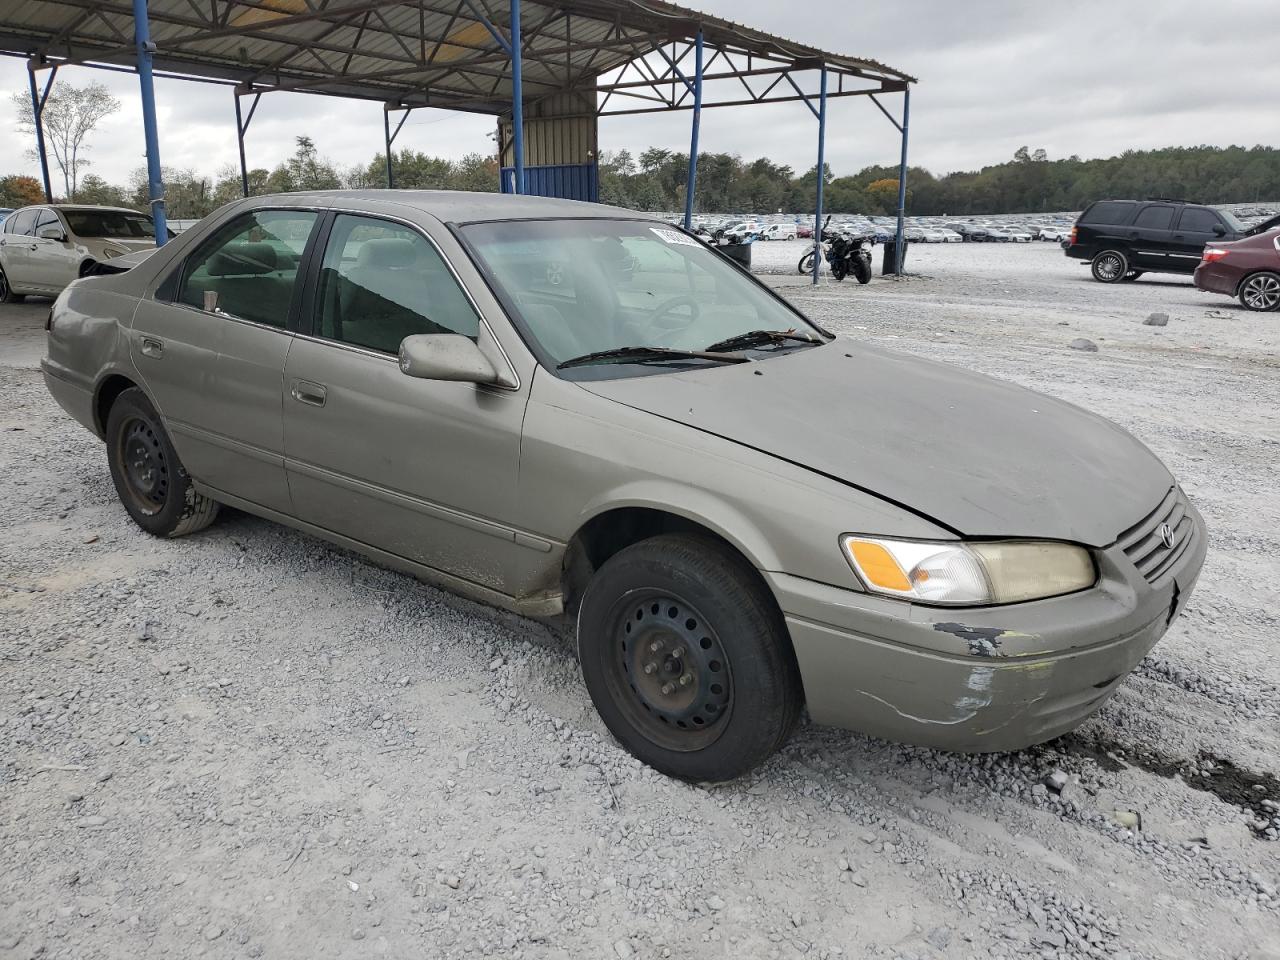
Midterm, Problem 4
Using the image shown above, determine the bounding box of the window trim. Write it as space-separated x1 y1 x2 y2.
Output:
297 207 520 390
165 206 323 334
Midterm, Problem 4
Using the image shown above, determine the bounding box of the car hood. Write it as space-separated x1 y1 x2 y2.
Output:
1246 213 1280 236
579 342 1172 546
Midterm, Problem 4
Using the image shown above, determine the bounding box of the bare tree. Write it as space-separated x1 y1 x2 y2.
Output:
12 80 121 199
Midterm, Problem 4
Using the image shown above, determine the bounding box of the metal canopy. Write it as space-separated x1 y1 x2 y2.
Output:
0 0 913 116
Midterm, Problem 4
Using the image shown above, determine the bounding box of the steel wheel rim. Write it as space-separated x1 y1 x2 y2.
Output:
605 590 733 752
1096 254 1123 280
1243 275 1280 310
117 416 169 515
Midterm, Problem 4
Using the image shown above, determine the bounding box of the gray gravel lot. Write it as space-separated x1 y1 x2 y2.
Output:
2 241 1278 960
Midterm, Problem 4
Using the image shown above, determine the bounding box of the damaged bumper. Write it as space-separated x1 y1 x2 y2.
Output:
766 506 1207 752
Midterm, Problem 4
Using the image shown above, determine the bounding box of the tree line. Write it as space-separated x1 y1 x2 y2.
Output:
5 81 1279 217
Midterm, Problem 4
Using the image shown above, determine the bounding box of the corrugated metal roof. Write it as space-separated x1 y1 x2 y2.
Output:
0 1 913 115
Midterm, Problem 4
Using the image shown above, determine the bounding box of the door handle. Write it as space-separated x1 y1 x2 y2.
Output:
291 379 327 407
139 336 164 358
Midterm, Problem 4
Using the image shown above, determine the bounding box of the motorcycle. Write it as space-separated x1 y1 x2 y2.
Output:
797 217 873 284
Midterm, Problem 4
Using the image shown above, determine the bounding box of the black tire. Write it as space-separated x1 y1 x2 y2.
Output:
1091 249 1128 283
798 251 816 275
853 255 872 284
105 387 219 537
1238 271 1280 312
577 533 803 782
831 259 847 282
1122 270 1144 281
79 260 97 278
0 265 24 303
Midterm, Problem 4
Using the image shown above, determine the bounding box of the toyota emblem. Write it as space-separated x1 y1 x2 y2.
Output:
1158 522 1175 549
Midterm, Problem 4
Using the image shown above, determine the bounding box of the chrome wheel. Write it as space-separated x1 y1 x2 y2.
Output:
1240 273 1280 312
1092 251 1125 282
607 590 732 751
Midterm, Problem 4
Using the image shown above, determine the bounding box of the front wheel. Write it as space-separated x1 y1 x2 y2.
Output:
1091 249 1129 283
1239 271 1280 312
577 534 803 782
0 265 24 303
853 254 873 284
798 251 816 274
105 387 220 537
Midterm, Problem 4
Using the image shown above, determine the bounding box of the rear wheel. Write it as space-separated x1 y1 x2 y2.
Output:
1239 272 1280 312
853 254 872 284
0 265 24 303
577 534 803 782
1091 249 1128 283
1122 270 1144 281
105 387 219 537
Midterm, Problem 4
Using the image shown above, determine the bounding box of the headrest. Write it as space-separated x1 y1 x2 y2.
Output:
356 238 417 269
206 242 277 276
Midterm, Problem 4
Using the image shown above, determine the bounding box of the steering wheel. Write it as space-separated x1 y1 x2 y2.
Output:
646 294 701 331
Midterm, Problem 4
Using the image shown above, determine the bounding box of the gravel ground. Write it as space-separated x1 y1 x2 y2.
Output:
2 242 1278 960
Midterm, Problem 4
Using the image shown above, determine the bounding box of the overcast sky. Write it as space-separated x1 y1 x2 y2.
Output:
2 0 1278 188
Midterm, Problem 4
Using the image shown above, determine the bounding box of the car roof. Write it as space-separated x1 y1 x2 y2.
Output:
261 189 651 224
46 204 147 214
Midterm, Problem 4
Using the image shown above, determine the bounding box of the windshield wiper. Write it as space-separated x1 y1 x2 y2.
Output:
557 345 750 371
703 329 821 353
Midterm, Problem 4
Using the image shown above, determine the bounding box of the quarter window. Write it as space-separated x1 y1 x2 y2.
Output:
177 210 317 328
1133 205 1174 230
1177 208 1223 234
316 214 480 354
1080 201 1135 226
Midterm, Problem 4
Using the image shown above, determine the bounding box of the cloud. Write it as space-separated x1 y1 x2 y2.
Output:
2 0 1276 189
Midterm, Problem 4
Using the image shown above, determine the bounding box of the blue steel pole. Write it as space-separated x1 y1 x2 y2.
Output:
132 0 168 246
683 29 703 231
509 0 525 194
27 66 53 202
811 66 827 286
893 87 911 276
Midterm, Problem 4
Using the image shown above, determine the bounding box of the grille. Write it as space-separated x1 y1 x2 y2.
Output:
1115 487 1196 584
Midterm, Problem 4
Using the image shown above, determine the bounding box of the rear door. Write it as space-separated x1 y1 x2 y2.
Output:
1172 206 1228 270
1126 204 1178 269
281 211 528 590
131 207 321 514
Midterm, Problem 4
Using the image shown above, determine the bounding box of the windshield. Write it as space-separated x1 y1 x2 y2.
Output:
64 210 156 239
462 219 821 376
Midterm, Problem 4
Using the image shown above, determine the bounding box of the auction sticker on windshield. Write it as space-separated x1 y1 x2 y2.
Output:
650 227 701 247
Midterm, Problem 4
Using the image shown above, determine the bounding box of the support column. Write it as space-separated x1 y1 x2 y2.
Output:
683 29 703 231
384 109 394 188
235 94 248 198
509 0 525 194
132 0 167 245
893 87 911 276
27 63 55 202
811 66 827 286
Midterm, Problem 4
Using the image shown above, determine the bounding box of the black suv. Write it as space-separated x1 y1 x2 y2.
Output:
1066 199 1257 283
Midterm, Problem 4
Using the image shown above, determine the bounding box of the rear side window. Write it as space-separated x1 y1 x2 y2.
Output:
1133 205 1175 230
6 209 37 236
1080 202 1136 226
177 210 318 328
1177 207 1223 233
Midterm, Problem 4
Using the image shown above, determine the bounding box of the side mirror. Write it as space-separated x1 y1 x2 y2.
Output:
398 333 498 384
1211 224 1226 236
36 224 66 241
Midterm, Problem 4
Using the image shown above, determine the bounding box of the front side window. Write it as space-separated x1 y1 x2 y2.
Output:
1177 208 1223 234
462 219 819 376
35 209 62 231
1133 205 1174 230
315 214 480 354
178 210 317 328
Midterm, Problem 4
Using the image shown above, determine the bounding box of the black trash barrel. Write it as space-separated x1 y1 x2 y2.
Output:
881 239 908 276
720 241 752 270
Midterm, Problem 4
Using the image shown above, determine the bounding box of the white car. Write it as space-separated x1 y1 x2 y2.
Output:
1005 227 1033 243
921 228 950 243
0 204 165 301
759 223 798 241
939 229 963 242
1038 226 1066 242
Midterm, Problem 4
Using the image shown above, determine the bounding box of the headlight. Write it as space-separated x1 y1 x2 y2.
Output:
841 536 1095 606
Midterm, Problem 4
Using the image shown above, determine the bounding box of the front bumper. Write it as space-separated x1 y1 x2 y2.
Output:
767 505 1207 752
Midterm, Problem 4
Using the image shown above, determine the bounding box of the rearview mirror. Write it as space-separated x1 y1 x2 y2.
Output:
398 334 498 384
1211 224 1226 236
36 224 66 241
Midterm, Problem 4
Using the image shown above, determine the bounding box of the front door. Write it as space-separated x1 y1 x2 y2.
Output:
282 212 527 591
28 208 81 290
1171 206 1229 270
131 208 320 514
